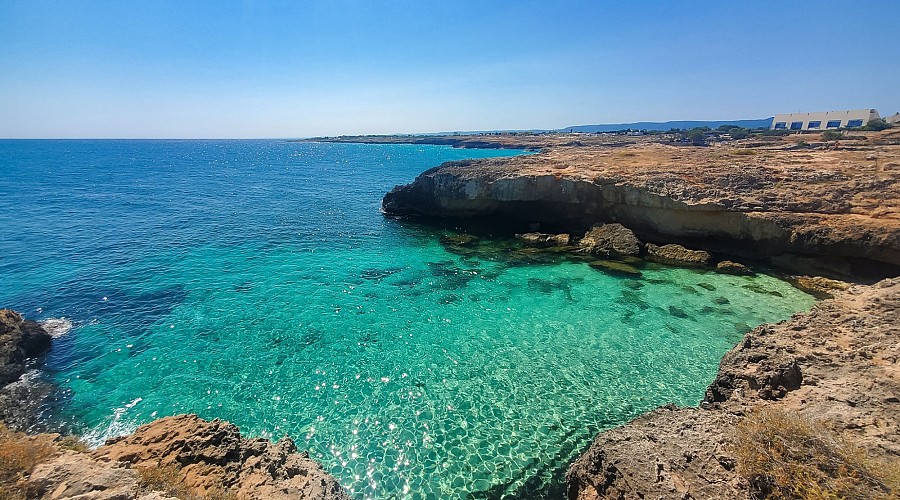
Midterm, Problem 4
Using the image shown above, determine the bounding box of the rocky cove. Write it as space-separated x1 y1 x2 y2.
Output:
378 130 900 498
3 130 899 499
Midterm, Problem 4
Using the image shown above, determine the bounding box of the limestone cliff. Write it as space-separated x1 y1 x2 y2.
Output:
383 136 900 278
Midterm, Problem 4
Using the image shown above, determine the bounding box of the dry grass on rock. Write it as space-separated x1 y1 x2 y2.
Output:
0 423 57 499
734 408 900 499
137 463 238 500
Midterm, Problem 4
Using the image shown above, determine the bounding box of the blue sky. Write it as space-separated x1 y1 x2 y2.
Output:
2 1 898 138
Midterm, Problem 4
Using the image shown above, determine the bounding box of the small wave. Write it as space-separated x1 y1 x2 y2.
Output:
39 317 73 338
81 397 143 448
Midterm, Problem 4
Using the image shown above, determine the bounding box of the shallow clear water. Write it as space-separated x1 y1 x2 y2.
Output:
0 140 814 499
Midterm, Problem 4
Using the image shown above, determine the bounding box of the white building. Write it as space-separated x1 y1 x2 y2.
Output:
886 113 900 125
771 109 880 131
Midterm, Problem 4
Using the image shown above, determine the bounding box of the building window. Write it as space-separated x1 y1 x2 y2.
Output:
807 121 821 129
790 121 803 130
847 119 864 128
774 122 787 130
826 120 841 128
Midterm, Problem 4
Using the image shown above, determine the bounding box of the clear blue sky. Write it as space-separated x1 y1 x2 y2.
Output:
2 1 898 138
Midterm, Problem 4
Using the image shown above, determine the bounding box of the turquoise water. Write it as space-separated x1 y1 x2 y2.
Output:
0 140 814 498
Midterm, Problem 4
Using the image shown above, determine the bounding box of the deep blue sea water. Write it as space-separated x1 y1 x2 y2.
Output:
0 140 814 499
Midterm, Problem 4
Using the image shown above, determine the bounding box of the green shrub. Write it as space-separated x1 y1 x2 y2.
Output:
863 119 891 131
686 129 706 146
731 129 749 140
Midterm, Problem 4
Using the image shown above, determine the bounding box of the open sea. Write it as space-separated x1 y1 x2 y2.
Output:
0 140 814 498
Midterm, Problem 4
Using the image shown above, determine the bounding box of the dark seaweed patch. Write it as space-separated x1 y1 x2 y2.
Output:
668 305 690 319
360 267 405 281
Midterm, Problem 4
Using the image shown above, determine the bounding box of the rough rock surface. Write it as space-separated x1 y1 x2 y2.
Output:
715 260 754 275
0 309 53 431
788 275 851 299
28 450 157 500
0 309 52 386
567 278 900 499
578 224 641 257
93 414 350 500
645 243 711 267
566 406 747 500
0 372 55 432
380 131 900 278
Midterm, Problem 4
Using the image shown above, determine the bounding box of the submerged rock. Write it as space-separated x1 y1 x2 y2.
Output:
515 232 571 247
716 260 755 275
645 243 711 267
578 224 642 257
588 260 642 276
440 233 478 247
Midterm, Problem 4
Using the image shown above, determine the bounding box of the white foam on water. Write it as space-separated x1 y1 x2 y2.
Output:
81 397 143 448
39 317 73 338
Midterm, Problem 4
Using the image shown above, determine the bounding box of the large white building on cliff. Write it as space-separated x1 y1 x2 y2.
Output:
771 109 880 131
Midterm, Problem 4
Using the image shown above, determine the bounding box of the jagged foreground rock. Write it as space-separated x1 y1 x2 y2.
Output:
566 278 900 499
26 414 350 500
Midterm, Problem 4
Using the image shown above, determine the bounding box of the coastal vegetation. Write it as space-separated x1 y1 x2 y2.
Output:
137 464 237 500
0 423 55 500
734 408 900 499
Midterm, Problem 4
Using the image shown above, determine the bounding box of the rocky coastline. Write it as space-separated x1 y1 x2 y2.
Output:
0 309 350 500
381 130 900 281
4 130 899 498
566 277 900 499
375 131 900 497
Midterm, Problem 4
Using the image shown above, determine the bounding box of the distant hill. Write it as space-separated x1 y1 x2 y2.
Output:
561 118 773 133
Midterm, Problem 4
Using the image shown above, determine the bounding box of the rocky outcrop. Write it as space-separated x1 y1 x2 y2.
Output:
645 243 711 267
382 137 900 278
578 224 641 257
566 406 747 499
28 450 155 500
0 309 51 386
21 414 350 500
0 309 53 431
716 260 754 275
788 275 851 299
93 414 350 500
516 232 571 247
567 278 900 499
